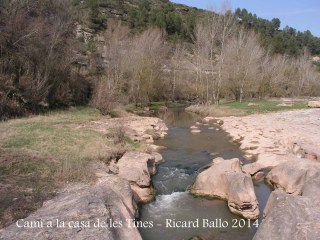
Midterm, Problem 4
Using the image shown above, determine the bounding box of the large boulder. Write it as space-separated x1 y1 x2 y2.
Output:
191 158 259 219
254 187 320 239
117 152 156 187
0 175 142 240
266 159 320 195
117 151 158 203
308 101 320 108
254 169 320 240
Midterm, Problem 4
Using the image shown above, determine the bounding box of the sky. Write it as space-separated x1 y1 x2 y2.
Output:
171 0 320 37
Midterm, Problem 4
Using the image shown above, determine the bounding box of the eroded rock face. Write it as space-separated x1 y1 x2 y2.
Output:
117 152 155 187
130 184 154 203
191 158 259 219
254 188 320 240
117 152 158 203
0 175 142 240
254 169 320 240
266 159 320 195
227 172 260 219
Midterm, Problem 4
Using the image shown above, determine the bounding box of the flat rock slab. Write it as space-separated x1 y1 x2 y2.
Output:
0 175 142 240
242 153 295 175
221 109 320 167
191 158 259 219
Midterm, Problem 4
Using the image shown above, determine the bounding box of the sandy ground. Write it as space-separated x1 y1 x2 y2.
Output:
219 109 320 172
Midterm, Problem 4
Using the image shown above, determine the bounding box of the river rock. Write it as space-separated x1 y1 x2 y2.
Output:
308 100 320 108
191 129 201 134
191 158 259 219
217 120 223 126
151 152 164 164
253 188 320 240
117 151 158 203
117 151 156 187
0 175 142 240
148 144 166 152
266 158 320 195
203 116 215 123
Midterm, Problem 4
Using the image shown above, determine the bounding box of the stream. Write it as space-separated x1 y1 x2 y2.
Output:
139 108 271 240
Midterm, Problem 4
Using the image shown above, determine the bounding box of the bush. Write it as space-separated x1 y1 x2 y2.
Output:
111 125 126 145
0 0 92 119
0 93 26 121
90 80 118 115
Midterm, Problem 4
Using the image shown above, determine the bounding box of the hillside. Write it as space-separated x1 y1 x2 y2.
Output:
0 0 320 120
72 0 204 41
73 0 320 54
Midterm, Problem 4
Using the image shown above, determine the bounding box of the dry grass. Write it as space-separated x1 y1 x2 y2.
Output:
186 104 246 117
186 100 308 117
0 107 130 228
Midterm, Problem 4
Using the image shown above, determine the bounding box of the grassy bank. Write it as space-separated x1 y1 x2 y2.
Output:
186 100 308 117
126 101 189 113
0 107 129 228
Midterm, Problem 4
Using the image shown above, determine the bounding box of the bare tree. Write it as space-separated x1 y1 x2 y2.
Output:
90 21 130 114
295 49 316 96
0 0 81 112
171 44 186 101
257 54 288 98
126 28 167 106
193 5 236 104
222 29 264 102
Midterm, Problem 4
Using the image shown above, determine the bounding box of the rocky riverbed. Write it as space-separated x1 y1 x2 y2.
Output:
2 109 319 240
218 109 320 239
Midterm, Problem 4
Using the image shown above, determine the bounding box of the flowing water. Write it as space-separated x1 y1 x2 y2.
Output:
139 108 271 240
